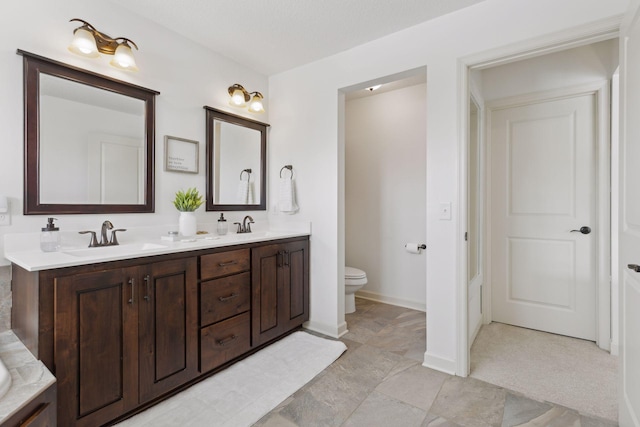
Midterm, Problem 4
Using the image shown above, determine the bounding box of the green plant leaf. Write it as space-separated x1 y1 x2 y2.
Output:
173 187 204 212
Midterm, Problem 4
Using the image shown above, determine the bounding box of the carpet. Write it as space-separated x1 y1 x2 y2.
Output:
470 322 618 421
116 331 347 427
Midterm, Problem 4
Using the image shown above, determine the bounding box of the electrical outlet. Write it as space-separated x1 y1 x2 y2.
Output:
0 214 9 226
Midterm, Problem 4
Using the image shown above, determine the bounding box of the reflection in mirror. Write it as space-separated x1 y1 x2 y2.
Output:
40 74 145 204
205 107 268 211
213 121 261 204
20 50 159 214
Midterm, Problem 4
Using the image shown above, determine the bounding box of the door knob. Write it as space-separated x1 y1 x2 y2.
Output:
570 226 591 235
628 264 640 273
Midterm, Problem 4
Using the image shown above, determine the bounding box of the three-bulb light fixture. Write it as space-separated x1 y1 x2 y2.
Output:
228 84 265 113
68 18 139 72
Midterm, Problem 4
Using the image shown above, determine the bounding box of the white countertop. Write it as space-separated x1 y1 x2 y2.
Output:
5 225 310 272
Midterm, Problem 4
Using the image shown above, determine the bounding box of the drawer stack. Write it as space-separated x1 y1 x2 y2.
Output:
199 249 252 372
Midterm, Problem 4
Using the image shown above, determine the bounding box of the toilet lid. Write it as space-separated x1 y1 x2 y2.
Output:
345 266 366 279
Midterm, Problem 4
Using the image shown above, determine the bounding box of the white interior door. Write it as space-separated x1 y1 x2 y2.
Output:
619 4 640 425
88 133 144 204
490 93 596 341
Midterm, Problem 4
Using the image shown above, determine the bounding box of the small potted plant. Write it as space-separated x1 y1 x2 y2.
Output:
173 187 204 237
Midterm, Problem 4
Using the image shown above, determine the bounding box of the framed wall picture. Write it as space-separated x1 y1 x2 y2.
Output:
164 135 199 173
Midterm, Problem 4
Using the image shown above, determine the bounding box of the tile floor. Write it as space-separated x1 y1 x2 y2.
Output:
255 298 618 427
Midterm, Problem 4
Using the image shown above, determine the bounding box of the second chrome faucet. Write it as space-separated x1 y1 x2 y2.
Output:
234 215 255 234
79 220 127 247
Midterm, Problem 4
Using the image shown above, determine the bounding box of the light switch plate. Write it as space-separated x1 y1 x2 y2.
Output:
439 202 452 220
0 213 9 226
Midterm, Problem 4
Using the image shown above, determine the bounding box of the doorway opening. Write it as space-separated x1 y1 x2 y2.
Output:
464 38 619 420
339 68 427 332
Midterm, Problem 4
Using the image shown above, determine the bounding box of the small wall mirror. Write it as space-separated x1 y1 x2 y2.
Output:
20 50 158 214
205 107 268 211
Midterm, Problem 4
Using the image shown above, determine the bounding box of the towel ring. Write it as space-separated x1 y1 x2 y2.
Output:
280 165 293 179
240 168 252 180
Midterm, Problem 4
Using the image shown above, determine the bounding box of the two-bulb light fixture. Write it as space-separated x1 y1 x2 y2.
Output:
68 18 139 72
228 84 265 113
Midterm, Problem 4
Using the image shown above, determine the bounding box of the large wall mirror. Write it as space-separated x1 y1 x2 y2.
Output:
205 107 268 211
20 50 158 214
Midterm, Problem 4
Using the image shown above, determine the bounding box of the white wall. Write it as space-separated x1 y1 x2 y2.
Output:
345 83 427 311
0 0 269 265
480 39 619 101
267 0 626 373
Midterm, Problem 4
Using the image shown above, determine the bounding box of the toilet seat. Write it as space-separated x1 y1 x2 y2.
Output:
345 267 366 280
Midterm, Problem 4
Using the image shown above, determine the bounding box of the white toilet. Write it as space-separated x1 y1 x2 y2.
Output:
345 266 367 314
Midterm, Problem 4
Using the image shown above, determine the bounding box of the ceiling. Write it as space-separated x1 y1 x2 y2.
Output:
110 0 487 76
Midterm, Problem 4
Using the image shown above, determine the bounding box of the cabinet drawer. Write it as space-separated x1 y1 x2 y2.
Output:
201 272 250 326
200 249 250 280
200 312 251 372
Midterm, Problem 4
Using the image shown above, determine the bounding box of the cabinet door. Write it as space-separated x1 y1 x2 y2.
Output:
55 268 138 427
251 240 310 347
282 240 310 330
251 244 285 346
138 257 198 403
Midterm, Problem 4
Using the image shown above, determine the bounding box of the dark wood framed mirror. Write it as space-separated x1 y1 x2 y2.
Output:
205 106 268 211
20 50 159 214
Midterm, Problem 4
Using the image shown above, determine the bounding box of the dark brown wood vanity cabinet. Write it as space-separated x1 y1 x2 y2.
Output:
53 257 198 427
251 240 310 346
11 236 309 427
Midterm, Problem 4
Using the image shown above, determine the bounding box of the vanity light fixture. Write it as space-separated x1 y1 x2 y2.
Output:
68 18 139 72
228 83 265 113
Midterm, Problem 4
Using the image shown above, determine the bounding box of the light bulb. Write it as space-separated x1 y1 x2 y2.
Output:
68 28 99 58
249 93 265 113
110 43 139 72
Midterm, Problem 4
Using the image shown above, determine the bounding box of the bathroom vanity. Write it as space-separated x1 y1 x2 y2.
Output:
8 232 309 426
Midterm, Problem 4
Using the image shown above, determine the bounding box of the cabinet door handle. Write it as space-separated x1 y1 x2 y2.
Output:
218 260 238 267
128 278 135 304
277 251 283 268
143 274 151 302
218 293 239 302
284 250 290 267
216 334 237 346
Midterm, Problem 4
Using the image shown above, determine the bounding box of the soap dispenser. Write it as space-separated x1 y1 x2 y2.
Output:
217 213 228 235
41 217 61 252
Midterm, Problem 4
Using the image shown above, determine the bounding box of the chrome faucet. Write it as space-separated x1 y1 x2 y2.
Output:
100 220 113 245
234 215 255 234
79 220 127 247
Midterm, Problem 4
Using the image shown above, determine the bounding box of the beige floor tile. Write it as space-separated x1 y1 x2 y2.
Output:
428 376 506 427
376 364 450 411
341 390 427 427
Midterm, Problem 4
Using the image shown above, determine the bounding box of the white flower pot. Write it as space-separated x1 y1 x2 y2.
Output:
178 211 197 237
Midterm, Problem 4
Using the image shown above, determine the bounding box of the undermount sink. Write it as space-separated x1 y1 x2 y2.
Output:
63 243 168 258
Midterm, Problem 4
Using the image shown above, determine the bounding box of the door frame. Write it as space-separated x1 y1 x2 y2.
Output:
484 82 611 349
456 15 621 376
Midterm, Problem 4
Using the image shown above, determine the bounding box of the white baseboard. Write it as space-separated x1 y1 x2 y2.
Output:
610 342 619 356
423 351 457 375
303 319 346 339
355 290 426 312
